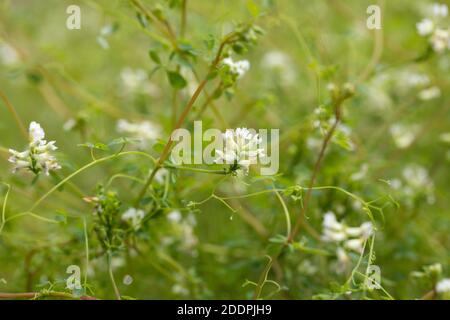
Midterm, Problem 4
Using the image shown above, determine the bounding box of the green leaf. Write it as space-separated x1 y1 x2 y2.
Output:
148 50 161 64
246 0 260 17
167 71 187 89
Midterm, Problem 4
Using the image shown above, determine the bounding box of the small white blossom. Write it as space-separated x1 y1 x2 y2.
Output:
8 122 61 176
344 238 365 253
122 208 146 230
403 164 433 190
167 210 182 223
116 119 160 149
436 278 450 293
120 67 160 97
417 19 435 36
154 168 169 184
390 124 419 149
63 118 76 131
214 128 265 173
321 212 373 254
430 28 450 53
350 164 369 181
419 86 441 100
0 41 20 66
261 50 296 85
432 3 448 18
222 57 250 78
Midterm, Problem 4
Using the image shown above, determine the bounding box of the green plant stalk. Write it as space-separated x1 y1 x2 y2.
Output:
133 34 236 207
0 89 27 139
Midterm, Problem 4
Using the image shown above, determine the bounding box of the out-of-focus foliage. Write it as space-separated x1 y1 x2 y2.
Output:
0 0 449 300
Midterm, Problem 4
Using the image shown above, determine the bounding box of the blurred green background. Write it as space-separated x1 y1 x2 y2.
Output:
0 0 449 299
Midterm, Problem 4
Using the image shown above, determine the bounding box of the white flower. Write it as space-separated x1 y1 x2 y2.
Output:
0 41 19 66
261 51 296 84
390 124 419 149
120 67 160 97
436 279 450 293
321 212 373 254
430 28 450 53
222 57 250 78
8 122 61 176
350 164 369 181
402 164 432 189
344 238 365 253
406 73 430 87
418 86 441 100
417 19 435 36
63 118 77 131
214 128 265 173
167 210 182 223
433 3 448 18
336 247 351 273
154 168 169 184
116 119 160 149
122 208 146 230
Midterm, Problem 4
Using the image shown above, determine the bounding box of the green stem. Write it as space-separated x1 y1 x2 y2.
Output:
107 252 121 300
29 151 154 213
0 89 28 139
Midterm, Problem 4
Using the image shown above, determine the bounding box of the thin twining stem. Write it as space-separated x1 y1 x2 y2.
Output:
0 89 27 139
253 97 346 299
288 98 344 242
0 291 97 300
133 34 237 207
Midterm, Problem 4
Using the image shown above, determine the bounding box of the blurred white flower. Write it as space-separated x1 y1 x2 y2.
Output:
63 118 77 131
402 164 432 189
350 164 369 181
417 19 435 36
120 67 160 97
9 122 61 176
440 132 450 143
154 168 169 184
261 50 296 85
122 207 146 230
0 41 20 66
322 212 373 254
214 128 265 173
116 119 160 149
419 86 441 100
430 28 450 53
407 73 430 87
222 57 250 78
167 210 182 223
172 283 189 296
432 3 448 18
390 124 419 149
344 238 365 253
436 278 450 293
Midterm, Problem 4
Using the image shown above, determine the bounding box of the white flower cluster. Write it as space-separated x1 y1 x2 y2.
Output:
9 122 61 176
321 212 373 273
390 124 420 149
116 119 161 149
222 57 250 78
389 164 435 205
416 3 450 53
214 128 265 173
121 207 146 231
163 211 198 255
322 211 373 254
436 278 450 293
